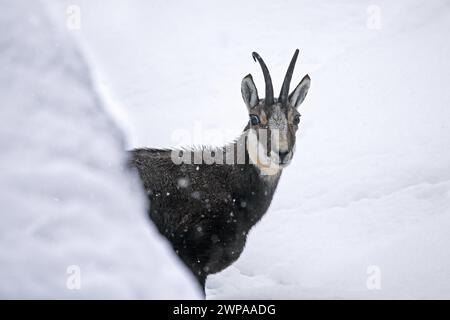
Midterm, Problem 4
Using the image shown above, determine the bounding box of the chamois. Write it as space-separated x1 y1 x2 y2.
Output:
129 50 311 294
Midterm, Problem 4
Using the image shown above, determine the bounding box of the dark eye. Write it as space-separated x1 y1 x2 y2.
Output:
249 114 260 126
293 114 301 125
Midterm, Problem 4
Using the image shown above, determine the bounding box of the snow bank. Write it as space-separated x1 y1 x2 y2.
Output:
0 0 200 299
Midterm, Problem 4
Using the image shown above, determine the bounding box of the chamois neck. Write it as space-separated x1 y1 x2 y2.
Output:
227 129 283 186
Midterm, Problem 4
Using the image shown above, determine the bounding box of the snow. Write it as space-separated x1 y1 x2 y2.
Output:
3 0 450 299
0 0 200 299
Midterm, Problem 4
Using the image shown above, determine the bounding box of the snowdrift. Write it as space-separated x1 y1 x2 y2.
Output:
0 0 199 299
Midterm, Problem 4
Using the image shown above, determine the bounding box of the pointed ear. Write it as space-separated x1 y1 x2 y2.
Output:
241 74 259 110
289 74 310 108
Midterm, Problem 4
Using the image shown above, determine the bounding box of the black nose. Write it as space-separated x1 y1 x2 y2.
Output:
278 151 289 163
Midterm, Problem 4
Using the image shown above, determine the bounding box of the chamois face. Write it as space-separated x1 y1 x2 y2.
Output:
241 52 310 170
247 101 301 167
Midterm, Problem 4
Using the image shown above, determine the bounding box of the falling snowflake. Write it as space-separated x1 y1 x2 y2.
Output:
177 177 189 188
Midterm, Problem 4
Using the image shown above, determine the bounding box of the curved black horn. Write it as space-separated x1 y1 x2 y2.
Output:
279 49 299 106
252 52 274 105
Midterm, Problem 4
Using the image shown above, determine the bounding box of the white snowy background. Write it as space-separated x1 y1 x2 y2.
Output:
1 0 450 299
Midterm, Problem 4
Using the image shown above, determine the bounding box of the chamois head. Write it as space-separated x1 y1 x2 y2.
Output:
241 49 310 170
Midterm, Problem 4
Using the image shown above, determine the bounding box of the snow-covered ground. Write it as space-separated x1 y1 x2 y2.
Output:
2 0 449 299
0 0 200 299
